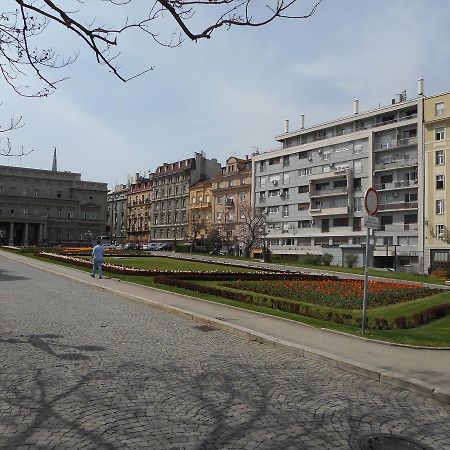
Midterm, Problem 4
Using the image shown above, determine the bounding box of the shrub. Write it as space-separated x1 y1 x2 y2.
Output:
345 253 358 268
322 253 334 266
304 253 322 265
430 269 449 279
392 316 407 329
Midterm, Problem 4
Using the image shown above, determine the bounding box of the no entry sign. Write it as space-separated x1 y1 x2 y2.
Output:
364 187 379 216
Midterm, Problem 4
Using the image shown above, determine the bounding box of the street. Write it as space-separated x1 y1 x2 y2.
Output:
0 256 449 449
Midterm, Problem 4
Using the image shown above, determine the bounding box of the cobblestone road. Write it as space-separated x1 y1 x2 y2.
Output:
0 257 449 449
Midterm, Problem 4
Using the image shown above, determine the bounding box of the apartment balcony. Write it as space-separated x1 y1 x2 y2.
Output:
378 224 419 232
309 168 350 182
374 180 418 190
374 137 418 152
373 159 418 171
378 202 418 211
309 186 348 198
310 206 350 216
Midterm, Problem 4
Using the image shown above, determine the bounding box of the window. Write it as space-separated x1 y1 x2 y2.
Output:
298 220 312 228
298 185 309 193
436 224 445 238
436 199 445 214
10 187 15 195
283 172 290 184
259 161 266 171
354 144 363 154
34 190 40 197
22 208 28 215
297 202 310 211
267 206 279 214
299 152 308 159
269 157 280 165
381 215 393 225
240 193 246 202
298 168 312 177
353 178 362 191
68 212 73 219
436 150 445 165
435 102 445 116
56 191 62 198
435 126 445 141
260 176 267 188
333 217 348 227
283 155 290 167
282 205 289 217
436 175 445 190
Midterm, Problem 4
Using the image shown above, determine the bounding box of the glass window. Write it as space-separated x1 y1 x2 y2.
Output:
435 102 445 116
436 175 445 190
435 126 445 141
435 224 445 238
436 150 445 165
436 199 445 215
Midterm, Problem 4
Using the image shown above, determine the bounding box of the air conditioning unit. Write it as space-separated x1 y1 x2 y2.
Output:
288 224 294 229
310 220 315 225
278 191 283 196
272 180 278 185
318 149 322 154
308 156 312 161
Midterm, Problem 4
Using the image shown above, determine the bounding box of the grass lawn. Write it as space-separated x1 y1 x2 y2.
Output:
10 249 450 347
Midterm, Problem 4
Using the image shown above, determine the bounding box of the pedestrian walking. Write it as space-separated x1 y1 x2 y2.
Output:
91 240 104 279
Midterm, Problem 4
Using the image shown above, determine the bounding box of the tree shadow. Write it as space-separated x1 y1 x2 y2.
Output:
0 267 30 282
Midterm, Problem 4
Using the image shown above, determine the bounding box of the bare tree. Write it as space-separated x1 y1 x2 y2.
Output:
187 212 207 252
217 211 234 255
0 107 33 157
236 205 267 258
1 1 323 96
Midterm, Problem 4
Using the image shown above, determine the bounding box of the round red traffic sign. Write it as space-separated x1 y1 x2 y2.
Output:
364 187 379 216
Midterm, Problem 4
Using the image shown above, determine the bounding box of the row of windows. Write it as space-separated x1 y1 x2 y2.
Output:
0 208 97 219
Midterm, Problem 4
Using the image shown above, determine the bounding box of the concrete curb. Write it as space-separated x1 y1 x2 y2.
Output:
3 251 450 405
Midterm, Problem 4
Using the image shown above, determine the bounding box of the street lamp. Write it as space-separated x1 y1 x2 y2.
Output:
172 227 177 252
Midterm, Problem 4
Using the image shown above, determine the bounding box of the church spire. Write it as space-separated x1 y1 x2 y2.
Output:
52 146 57 172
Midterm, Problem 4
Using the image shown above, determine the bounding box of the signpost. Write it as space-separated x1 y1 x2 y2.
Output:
362 187 379 334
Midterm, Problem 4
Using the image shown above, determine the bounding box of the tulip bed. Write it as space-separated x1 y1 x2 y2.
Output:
224 279 440 309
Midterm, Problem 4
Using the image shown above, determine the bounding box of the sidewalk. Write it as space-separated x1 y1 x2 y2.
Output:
2 249 449 404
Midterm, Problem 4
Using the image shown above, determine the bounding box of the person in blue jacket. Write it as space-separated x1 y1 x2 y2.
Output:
91 240 104 279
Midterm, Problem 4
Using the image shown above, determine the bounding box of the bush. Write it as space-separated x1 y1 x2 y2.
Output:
345 253 358 268
430 269 449 279
304 253 322 265
322 253 334 266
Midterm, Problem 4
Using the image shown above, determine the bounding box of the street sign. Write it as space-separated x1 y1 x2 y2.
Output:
364 187 379 216
364 215 380 230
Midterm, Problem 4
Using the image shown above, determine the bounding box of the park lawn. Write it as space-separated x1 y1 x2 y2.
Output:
80 255 255 272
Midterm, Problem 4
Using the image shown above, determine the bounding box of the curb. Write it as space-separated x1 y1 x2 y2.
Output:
3 251 450 405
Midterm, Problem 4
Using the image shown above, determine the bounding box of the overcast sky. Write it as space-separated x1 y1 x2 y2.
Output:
1 0 450 189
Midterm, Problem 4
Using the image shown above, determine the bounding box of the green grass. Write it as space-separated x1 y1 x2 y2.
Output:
9 249 450 347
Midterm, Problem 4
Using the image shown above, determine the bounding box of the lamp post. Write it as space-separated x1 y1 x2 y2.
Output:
172 227 177 252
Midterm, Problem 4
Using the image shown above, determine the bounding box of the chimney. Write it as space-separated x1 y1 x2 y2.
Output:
284 119 289 133
418 78 424 96
300 114 305 130
354 99 359 115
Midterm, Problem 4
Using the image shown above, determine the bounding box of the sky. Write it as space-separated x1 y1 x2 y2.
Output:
1 0 450 190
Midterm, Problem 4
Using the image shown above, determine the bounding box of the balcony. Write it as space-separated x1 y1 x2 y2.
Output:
309 186 348 198
309 168 350 182
310 206 349 216
374 180 418 190
374 137 418 152
378 202 418 211
378 224 419 232
373 159 418 171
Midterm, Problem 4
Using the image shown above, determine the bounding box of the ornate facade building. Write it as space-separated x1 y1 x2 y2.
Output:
0 165 107 245
126 176 152 243
188 179 213 244
210 156 252 253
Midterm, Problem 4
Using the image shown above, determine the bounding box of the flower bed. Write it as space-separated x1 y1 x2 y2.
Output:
224 279 440 309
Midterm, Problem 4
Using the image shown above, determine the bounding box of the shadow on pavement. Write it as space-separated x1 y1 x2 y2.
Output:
0 267 31 282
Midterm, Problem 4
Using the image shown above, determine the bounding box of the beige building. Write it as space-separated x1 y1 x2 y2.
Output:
188 179 213 244
126 177 152 243
424 92 450 270
0 165 107 246
210 156 252 253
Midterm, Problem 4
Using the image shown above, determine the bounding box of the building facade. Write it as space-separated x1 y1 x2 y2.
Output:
126 177 152 243
253 88 425 271
0 165 107 246
151 152 221 244
424 92 450 271
188 179 213 244
107 183 129 244
210 156 252 254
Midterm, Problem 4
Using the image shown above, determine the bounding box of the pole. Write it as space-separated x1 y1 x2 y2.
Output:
362 227 370 334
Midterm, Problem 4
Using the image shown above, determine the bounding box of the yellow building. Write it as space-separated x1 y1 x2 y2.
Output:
188 179 213 244
424 93 450 270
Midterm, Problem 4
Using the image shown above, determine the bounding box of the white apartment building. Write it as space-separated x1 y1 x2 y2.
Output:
253 83 426 271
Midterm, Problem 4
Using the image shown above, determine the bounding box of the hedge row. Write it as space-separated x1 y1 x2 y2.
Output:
153 275 450 330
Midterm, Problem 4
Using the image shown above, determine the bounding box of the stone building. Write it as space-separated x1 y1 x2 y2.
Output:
0 165 107 246
107 183 129 244
151 152 221 244
126 176 152 243
210 156 252 254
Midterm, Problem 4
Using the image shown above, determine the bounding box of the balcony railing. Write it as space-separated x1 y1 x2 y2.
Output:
375 137 418 152
374 180 418 190
309 187 348 197
379 224 419 231
378 202 418 211
373 159 418 171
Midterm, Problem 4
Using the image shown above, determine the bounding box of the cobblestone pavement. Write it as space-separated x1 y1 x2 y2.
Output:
0 258 449 450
